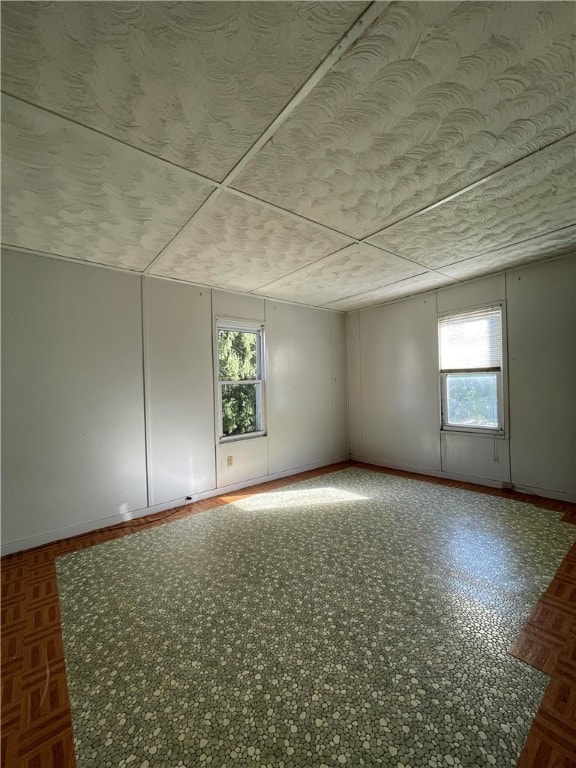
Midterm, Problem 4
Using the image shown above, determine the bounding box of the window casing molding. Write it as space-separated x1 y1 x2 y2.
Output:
215 318 266 443
438 303 507 436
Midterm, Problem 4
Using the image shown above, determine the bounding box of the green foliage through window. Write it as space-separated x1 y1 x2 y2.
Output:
445 373 498 428
218 331 258 381
218 329 263 437
221 383 258 436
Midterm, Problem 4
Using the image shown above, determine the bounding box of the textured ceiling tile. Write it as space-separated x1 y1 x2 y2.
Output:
254 243 426 306
1 95 214 270
367 135 576 268
233 1 576 237
1 1 366 181
326 272 458 311
148 192 353 291
437 226 576 280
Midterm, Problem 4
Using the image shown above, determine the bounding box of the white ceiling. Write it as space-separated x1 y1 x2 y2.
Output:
2 1 575 311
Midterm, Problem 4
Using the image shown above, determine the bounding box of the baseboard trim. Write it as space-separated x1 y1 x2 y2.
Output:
211 454 351 496
8 455 570 556
0 496 191 557
351 455 576 502
509 483 576 505
352 454 507 490
1 455 351 556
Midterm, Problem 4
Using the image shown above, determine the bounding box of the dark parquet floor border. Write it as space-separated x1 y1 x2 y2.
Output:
2 461 575 767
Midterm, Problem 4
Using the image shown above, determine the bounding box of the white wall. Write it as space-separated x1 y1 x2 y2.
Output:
4 249 573 553
214 294 349 488
349 254 576 501
144 277 216 504
507 257 576 499
1 251 350 553
213 290 269 488
356 293 441 475
1 250 148 550
436 273 511 485
266 301 349 475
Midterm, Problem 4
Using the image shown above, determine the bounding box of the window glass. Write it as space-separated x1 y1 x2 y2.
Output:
439 306 503 433
217 326 264 439
445 372 499 429
220 383 259 437
218 330 258 381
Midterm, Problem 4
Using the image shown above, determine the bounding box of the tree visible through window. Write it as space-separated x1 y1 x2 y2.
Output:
438 306 503 432
217 325 264 439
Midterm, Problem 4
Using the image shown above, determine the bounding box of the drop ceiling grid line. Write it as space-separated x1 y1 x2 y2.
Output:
327 249 576 315
140 273 348 314
219 1 391 189
249 239 430 296
0 91 366 271
10 68 572 274
0 242 149 276
224 186 360 242
0 242 349 315
147 124 576 280
433 224 576 274
142 1 392 277
2 3 393 277
249 241 361 294
0 91 365 273
349 240 427 266
217 121 575 270
319 268 459 309
141 187 225 274
0 89 220 190
10 223 573 311
362 129 576 243
3 4 574 301
151 122 576 277
5 19 573 265
140 181 362 277
184 111 576 281
6 84 570 243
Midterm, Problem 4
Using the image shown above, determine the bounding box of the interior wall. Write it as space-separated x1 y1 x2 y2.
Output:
1 251 350 553
436 273 511 485
507 257 576 498
1 249 148 550
355 293 442 475
4 249 573 554
266 301 349 475
213 290 269 488
346 311 362 459
144 276 216 504
349 254 576 501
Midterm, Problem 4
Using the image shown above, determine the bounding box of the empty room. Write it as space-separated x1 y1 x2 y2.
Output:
1 2 575 767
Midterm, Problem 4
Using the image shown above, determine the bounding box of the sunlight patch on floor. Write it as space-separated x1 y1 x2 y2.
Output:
230 485 369 512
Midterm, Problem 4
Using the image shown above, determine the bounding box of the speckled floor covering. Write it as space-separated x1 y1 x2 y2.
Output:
56 468 576 768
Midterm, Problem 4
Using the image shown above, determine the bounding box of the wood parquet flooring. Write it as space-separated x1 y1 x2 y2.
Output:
2 461 575 768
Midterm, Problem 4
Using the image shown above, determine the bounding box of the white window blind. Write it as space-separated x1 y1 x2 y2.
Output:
439 306 502 371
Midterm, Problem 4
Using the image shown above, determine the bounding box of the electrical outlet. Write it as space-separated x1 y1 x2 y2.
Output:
227 455 233 467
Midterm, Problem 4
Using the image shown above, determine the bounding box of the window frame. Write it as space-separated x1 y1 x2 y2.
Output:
214 318 266 444
438 303 506 436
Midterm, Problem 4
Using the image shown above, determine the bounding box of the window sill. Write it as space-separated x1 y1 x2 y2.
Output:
441 427 506 438
219 431 267 445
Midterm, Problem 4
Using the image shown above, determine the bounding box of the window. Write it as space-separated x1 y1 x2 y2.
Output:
216 321 265 441
438 305 504 433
